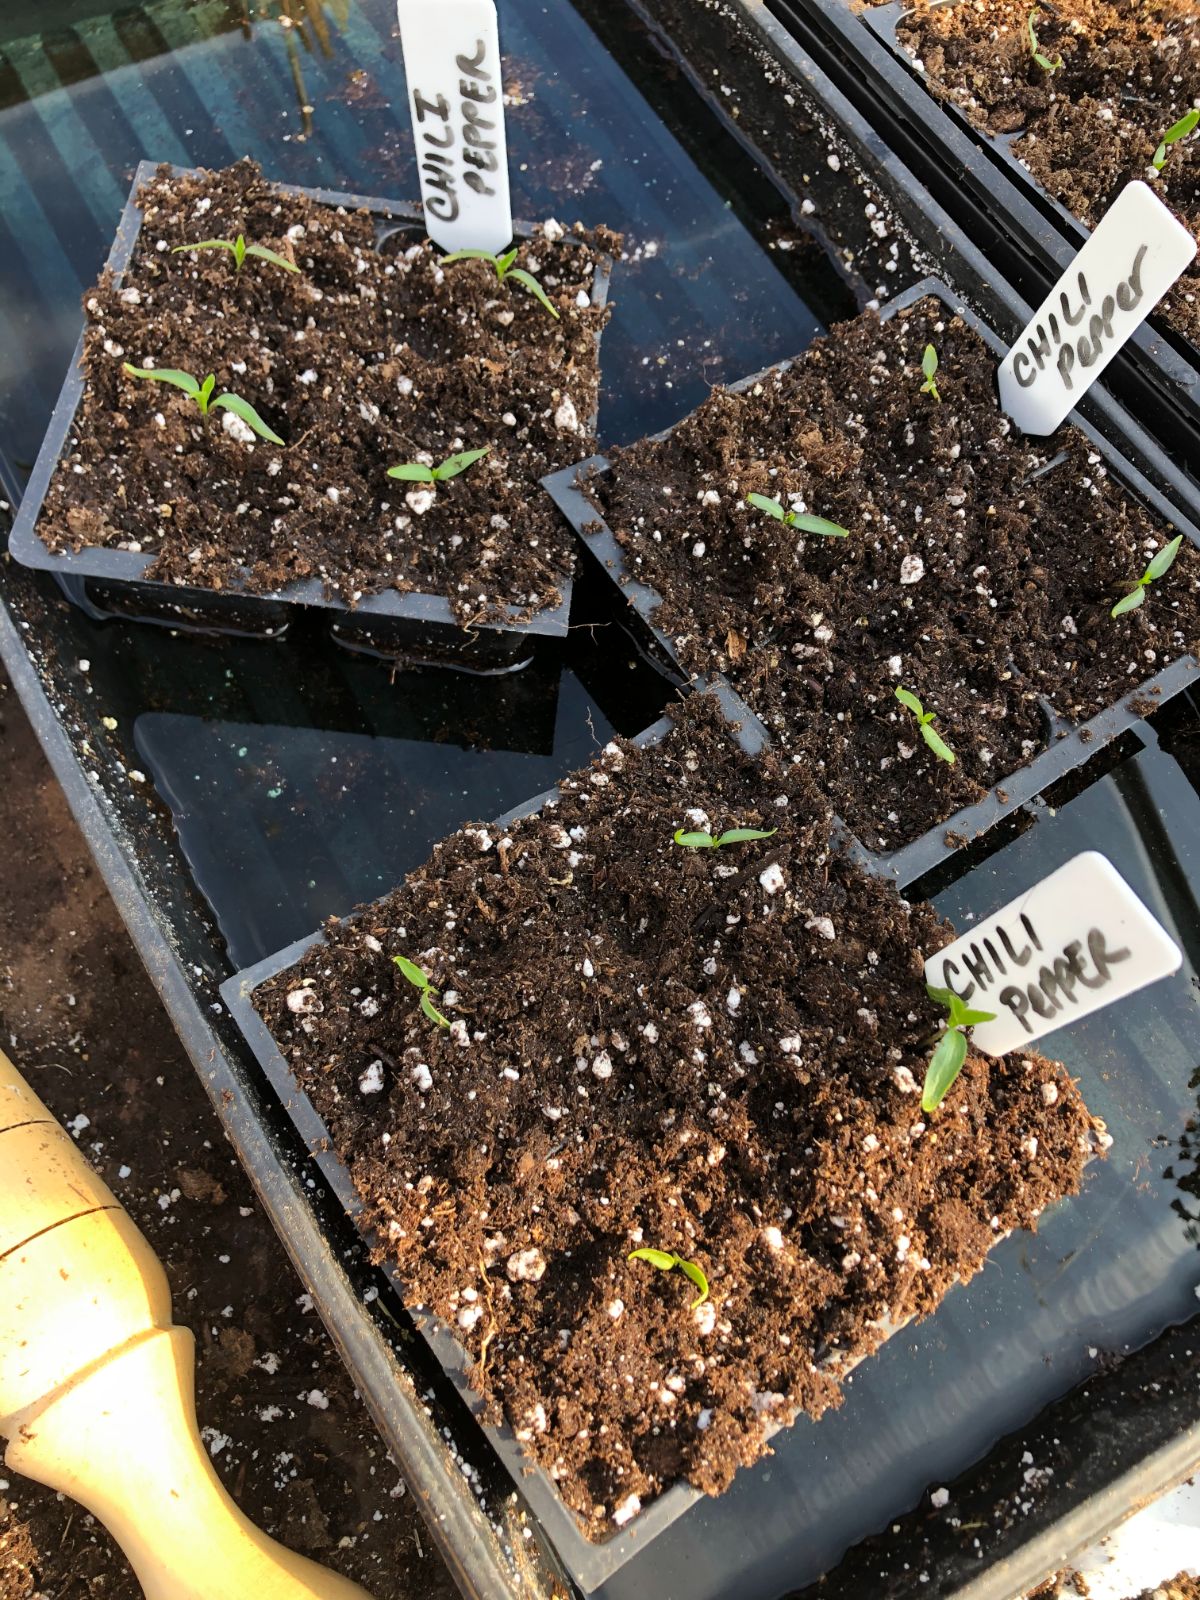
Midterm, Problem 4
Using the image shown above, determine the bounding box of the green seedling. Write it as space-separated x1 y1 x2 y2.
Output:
894 687 956 765
1153 108 1199 172
440 246 560 320
628 1247 710 1309
392 954 451 1029
387 447 491 484
673 824 778 849
1111 534 1183 617
920 343 941 402
746 491 849 539
121 364 283 444
1026 9 1063 73
922 983 997 1112
172 234 298 273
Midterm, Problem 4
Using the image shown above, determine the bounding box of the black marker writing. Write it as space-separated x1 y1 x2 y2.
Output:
1012 244 1148 392
411 35 502 224
997 928 1132 1035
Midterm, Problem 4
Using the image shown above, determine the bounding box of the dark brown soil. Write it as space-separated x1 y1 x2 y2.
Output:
592 295 1200 853
1125 1576 1200 1600
254 692 1101 1540
0 665 456 1600
37 160 616 624
895 0 1200 348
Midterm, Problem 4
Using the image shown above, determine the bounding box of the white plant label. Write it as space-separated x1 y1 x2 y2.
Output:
924 851 1181 1057
396 0 513 254
997 181 1196 435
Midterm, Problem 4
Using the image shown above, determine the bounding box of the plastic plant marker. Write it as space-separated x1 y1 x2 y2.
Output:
923 852 1182 1057
395 0 513 254
0 1049 372 1600
998 181 1197 435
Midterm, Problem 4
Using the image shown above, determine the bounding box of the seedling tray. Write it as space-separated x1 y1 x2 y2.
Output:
759 0 1200 471
218 673 1097 1590
543 277 1200 885
7 161 614 654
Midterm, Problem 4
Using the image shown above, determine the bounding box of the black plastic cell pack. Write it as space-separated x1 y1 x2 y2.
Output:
7 160 613 655
543 277 1200 884
760 0 1200 473
218 673 1102 1590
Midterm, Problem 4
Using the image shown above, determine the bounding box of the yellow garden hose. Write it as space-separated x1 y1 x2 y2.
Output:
0 1048 374 1600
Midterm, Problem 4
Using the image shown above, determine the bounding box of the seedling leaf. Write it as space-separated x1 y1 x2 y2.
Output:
1111 535 1183 617
440 248 497 265
674 829 716 849
387 463 437 482
244 241 300 273
747 492 787 521
434 447 491 480
922 1027 968 1113
746 492 849 538
677 1258 710 1308
1026 10 1063 72
393 954 432 989
894 687 924 717
628 1248 710 1308
921 722 957 765
420 991 452 1029
791 512 850 539
122 364 201 398
922 982 996 1111
715 827 778 845
920 343 941 401
172 239 237 257
1145 533 1183 582
211 393 284 445
1111 586 1146 618
628 1247 676 1271
1153 108 1199 171
507 266 561 320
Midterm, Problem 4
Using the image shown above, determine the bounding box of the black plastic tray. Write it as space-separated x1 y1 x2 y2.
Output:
759 0 1200 473
7 160 614 651
217 673 1099 1590
543 276 1200 885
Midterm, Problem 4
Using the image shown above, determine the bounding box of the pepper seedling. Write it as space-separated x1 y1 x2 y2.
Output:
894 687 956 765
922 983 997 1112
439 246 560 320
920 343 941 402
1026 9 1063 73
628 1247 710 1309
387 447 490 484
746 492 849 539
172 234 298 273
1153 108 1199 172
673 825 778 849
121 364 284 444
392 954 451 1029
1111 534 1183 617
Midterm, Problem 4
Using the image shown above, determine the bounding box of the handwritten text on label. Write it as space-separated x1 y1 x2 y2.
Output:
396 0 513 254
924 852 1181 1057
997 182 1196 435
